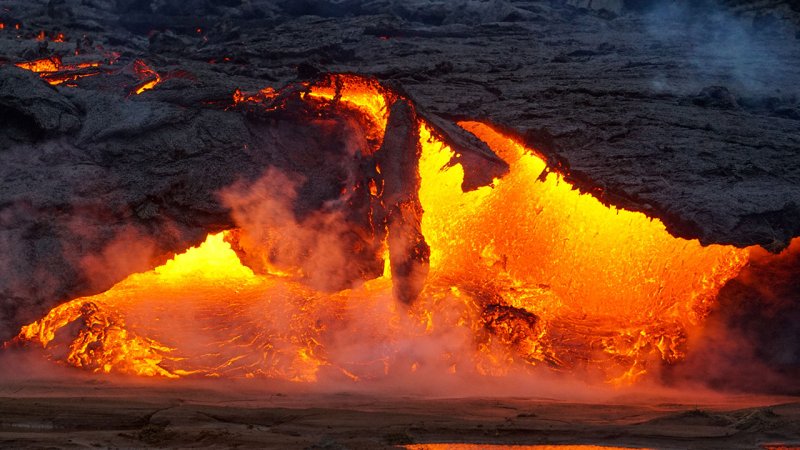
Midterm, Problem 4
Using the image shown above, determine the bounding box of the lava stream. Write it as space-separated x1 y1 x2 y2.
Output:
11 76 750 385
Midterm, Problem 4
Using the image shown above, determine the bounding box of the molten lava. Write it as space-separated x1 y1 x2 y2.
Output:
304 74 395 153
13 54 163 91
17 232 399 381
232 87 277 105
417 122 748 382
12 75 751 385
132 59 161 94
15 56 63 73
15 55 102 86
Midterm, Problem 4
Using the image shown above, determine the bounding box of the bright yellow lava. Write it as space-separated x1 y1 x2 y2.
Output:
417 121 748 383
18 233 327 380
305 74 393 149
419 122 748 323
154 233 256 282
14 76 751 385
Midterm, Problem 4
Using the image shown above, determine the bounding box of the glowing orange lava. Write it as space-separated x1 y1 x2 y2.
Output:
14 56 102 86
18 233 387 381
132 59 161 94
232 87 277 105
305 74 395 151
417 122 748 382
13 76 751 385
15 56 63 73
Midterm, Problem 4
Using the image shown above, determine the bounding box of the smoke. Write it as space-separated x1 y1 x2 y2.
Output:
219 167 379 292
641 2 799 95
662 239 800 394
4 164 799 399
0 202 85 342
0 199 203 343
212 167 527 394
72 225 159 294
3 130 797 399
0 164 631 400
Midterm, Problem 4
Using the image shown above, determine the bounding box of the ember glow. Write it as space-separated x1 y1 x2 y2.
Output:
12 75 751 385
232 86 277 106
13 55 160 91
14 55 102 86
15 56 62 73
132 59 161 94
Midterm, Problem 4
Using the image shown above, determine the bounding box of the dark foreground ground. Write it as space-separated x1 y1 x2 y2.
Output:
0 375 798 449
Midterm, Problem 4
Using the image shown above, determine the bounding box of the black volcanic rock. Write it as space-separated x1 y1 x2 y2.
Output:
692 86 739 109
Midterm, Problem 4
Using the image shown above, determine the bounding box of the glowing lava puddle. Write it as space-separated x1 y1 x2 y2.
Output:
15 82 749 385
14 56 103 86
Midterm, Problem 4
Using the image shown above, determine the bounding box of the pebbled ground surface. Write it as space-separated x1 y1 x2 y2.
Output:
0 374 799 449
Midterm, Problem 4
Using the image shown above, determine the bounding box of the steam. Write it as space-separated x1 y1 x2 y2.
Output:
663 240 800 394
641 2 798 95
72 225 158 294
207 166 638 397
4 165 798 398
219 167 375 292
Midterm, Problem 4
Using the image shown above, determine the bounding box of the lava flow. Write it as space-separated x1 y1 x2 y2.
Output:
13 53 159 93
131 59 161 94
11 75 751 385
14 55 102 86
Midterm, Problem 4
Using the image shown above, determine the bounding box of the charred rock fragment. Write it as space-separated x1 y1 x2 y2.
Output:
375 99 430 304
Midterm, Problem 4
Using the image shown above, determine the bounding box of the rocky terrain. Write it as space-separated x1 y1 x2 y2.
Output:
0 369 799 449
